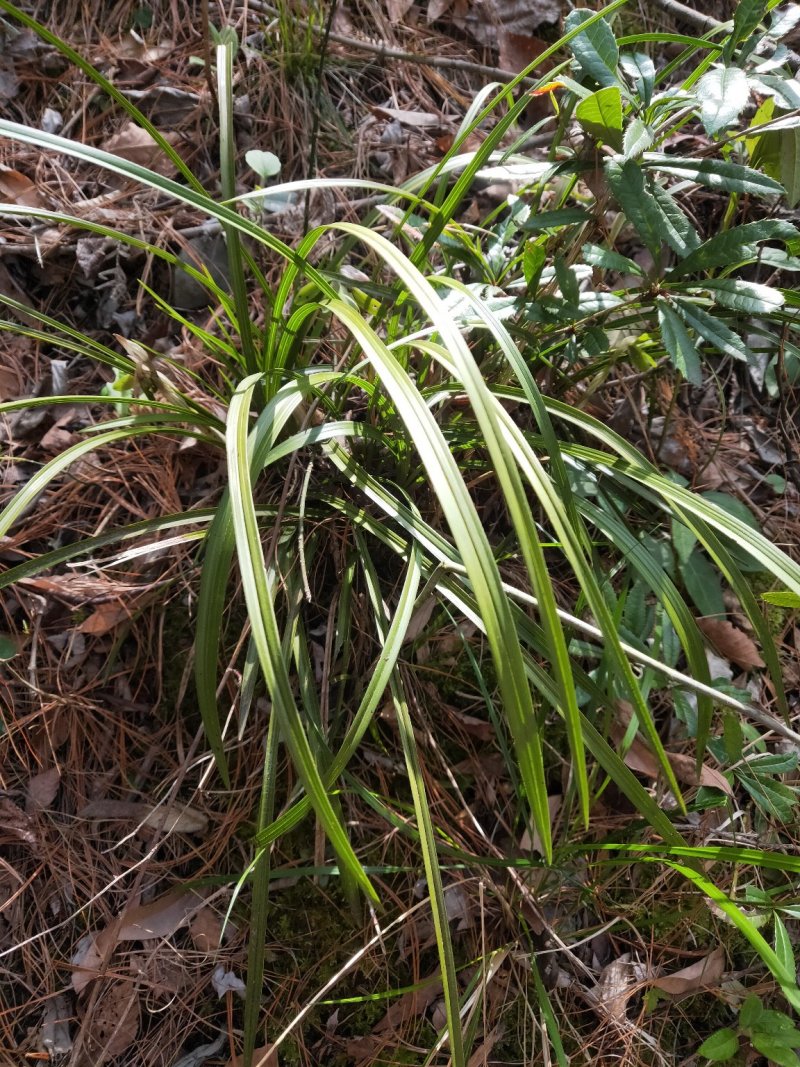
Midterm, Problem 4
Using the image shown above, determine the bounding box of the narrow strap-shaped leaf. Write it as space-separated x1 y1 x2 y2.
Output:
361 541 465 1067
227 374 378 903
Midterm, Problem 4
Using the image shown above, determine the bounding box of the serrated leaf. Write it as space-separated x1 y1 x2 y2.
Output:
697 66 751 135
703 278 784 313
620 50 655 106
747 752 799 775
643 153 785 196
753 73 800 109
697 1028 738 1061
727 0 769 59
605 160 663 256
576 86 623 150
672 519 698 566
554 254 579 305
738 772 799 822
669 219 797 277
658 299 702 384
676 301 753 363
755 1009 800 1041
623 116 653 160
762 590 800 607
565 9 620 88
774 914 796 974
582 242 643 275
681 549 726 618
649 182 701 256
523 241 546 288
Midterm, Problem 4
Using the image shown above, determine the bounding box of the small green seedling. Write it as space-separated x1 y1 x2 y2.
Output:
699 995 800 1065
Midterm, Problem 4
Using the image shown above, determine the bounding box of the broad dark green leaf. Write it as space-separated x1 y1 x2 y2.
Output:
738 771 798 822
669 220 797 277
676 300 754 363
565 8 620 88
697 66 751 135
739 994 763 1030
726 0 769 59
697 1028 738 1062
672 519 698 567
701 278 784 313
658 299 702 384
649 182 701 256
576 86 623 149
642 153 785 196
554 254 580 305
681 549 726 618
751 1034 800 1067
605 160 662 256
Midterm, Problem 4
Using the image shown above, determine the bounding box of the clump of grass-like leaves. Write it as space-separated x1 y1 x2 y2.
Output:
2 0 800 1062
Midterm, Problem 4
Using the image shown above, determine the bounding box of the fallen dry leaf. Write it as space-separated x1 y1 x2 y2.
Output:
498 30 550 73
77 602 131 635
78 799 208 834
189 906 222 952
130 950 184 996
374 975 442 1034
611 708 733 795
664 750 732 794
592 955 641 1022
384 0 415 17
81 980 140 1063
0 796 37 846
104 121 181 178
371 106 443 127
95 887 207 955
25 767 60 812
618 734 733 796
0 166 45 207
452 0 562 49
226 1045 277 1067
467 1026 503 1067
427 0 453 19
698 618 765 670
651 946 725 996
71 933 105 994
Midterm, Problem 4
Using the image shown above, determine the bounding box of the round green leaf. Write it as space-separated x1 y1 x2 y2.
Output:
245 149 281 181
697 1028 738 1061
751 1032 800 1067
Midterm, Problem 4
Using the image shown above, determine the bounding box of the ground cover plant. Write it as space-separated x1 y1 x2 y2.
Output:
1 0 800 1063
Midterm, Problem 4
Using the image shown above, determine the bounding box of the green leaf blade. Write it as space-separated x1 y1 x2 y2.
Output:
697 66 751 135
565 8 620 87
658 298 703 385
